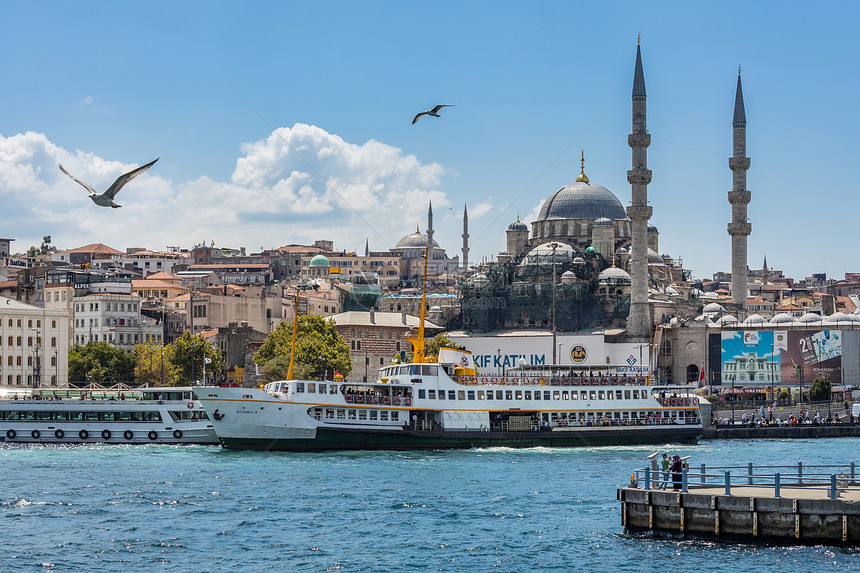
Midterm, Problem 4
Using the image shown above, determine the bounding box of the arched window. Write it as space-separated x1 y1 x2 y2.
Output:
686 364 700 384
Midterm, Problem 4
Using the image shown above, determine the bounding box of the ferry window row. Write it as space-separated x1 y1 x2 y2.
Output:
415 389 648 401
312 407 400 423
0 411 163 422
295 383 339 394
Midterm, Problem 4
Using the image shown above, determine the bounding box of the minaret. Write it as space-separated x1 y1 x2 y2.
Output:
762 255 768 285
728 68 751 306
625 38 653 341
427 201 434 248
461 204 470 271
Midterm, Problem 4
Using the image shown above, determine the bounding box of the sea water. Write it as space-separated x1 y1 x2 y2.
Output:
1 438 858 572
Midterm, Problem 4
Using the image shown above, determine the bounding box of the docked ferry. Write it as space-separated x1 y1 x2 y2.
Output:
0 387 217 445
199 347 703 451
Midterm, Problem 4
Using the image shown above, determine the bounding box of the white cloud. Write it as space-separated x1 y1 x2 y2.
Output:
0 124 452 254
82 96 93 105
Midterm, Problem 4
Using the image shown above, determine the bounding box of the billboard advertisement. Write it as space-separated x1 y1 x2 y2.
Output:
449 334 651 377
720 329 841 386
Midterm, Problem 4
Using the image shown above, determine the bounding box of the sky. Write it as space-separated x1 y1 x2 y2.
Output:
1 1 858 281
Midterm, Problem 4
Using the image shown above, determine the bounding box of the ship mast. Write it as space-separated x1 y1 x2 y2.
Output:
411 240 431 364
287 289 299 380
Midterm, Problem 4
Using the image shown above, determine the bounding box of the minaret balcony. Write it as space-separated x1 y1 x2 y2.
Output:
727 221 752 236
728 189 751 203
627 133 651 147
626 169 652 185
728 156 750 169
626 205 653 219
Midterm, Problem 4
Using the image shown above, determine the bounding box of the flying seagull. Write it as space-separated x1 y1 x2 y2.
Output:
412 104 454 125
59 158 159 208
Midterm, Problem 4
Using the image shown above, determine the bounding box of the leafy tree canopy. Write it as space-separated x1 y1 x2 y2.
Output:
254 315 351 381
134 341 173 386
68 342 135 384
808 376 831 402
424 333 465 360
165 331 222 386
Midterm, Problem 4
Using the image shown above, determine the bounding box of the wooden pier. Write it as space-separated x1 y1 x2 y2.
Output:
619 462 860 545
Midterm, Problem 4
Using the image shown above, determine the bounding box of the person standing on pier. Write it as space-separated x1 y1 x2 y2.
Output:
660 453 670 490
670 455 682 491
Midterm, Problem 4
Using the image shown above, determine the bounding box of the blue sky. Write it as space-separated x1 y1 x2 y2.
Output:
1 1 857 281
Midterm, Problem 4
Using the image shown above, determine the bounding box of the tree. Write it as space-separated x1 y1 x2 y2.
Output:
424 333 465 360
254 315 351 381
165 332 222 386
808 376 831 402
134 341 173 386
68 342 135 384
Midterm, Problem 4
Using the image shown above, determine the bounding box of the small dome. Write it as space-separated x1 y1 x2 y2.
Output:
561 270 577 284
824 312 858 324
703 302 725 314
309 254 330 268
700 291 719 299
507 219 528 232
599 267 631 283
741 314 766 326
797 313 823 323
648 223 658 234
616 247 629 255
714 315 739 326
621 244 666 265
585 246 596 254
661 253 672 260
521 242 578 264
770 313 796 325
471 273 490 286
572 256 586 265
593 217 613 227
666 286 681 296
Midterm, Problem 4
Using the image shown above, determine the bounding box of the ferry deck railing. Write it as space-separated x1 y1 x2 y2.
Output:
632 461 858 500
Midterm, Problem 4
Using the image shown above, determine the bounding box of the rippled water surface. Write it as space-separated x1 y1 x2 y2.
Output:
1 438 858 572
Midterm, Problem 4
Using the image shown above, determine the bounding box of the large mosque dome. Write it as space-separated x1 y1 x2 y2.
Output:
537 180 629 221
394 230 441 250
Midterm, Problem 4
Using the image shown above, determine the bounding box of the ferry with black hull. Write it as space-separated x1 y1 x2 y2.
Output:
199 241 701 450
0 386 217 445
199 352 702 451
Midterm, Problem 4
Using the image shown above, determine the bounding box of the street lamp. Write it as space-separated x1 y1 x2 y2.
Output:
31 328 41 389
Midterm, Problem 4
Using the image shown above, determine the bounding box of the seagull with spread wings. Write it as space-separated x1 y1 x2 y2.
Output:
59 158 159 208
412 104 454 125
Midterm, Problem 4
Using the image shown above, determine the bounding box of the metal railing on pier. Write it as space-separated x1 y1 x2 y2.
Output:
632 461 858 500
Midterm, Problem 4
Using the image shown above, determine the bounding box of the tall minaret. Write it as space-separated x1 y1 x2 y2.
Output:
626 38 653 341
427 201 434 247
728 68 751 306
461 204 470 271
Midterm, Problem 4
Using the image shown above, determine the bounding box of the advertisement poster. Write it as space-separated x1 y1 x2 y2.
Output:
721 329 842 386
449 334 651 377
780 330 841 384
721 331 779 386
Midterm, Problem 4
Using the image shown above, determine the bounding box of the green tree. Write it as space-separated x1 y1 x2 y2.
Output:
134 341 173 386
68 342 135 384
808 376 831 402
164 332 222 386
424 333 465 360
254 315 351 381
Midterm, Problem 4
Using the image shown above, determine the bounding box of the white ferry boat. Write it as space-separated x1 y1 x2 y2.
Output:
0 387 217 445
199 244 702 451
199 347 703 451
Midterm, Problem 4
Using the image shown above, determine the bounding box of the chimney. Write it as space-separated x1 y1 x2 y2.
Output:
370 308 375 324
401 308 407 325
